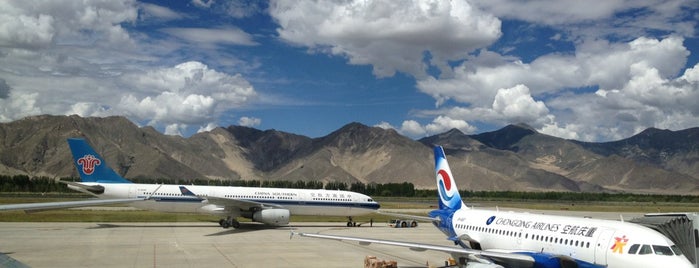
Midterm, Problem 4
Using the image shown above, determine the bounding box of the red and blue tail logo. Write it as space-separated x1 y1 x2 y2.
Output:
67 138 132 184
434 146 463 210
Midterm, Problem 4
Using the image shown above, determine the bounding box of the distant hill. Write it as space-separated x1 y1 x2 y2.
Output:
0 115 697 194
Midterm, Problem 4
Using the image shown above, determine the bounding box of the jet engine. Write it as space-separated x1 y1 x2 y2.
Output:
252 209 290 226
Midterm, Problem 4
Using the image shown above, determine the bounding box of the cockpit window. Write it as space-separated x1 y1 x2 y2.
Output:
638 245 652 255
628 244 640 254
652 245 674 256
671 245 684 256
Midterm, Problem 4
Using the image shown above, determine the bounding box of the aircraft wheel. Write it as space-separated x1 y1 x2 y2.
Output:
231 220 240 229
411 221 418 227
221 221 231 229
219 219 226 227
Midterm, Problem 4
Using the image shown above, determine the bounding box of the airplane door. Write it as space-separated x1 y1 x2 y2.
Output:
594 229 614 265
128 185 136 198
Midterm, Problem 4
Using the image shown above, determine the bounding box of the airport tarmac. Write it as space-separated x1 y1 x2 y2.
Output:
0 209 649 268
0 221 457 268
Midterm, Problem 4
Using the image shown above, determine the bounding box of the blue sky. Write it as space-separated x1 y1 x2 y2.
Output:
0 0 698 141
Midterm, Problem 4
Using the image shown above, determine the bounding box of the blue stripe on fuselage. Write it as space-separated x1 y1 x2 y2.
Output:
137 196 380 209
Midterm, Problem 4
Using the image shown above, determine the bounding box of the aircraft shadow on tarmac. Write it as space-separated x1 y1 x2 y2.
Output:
87 222 297 236
87 222 373 236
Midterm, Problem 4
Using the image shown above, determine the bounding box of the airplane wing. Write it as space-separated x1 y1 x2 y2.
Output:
0 198 145 213
291 232 535 268
377 210 440 222
178 186 283 212
201 196 284 211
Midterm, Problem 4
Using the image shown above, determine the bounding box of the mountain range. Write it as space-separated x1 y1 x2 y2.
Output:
1 115 697 194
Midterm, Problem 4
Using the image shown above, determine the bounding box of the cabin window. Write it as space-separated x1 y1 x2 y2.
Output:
639 245 652 255
653 245 674 256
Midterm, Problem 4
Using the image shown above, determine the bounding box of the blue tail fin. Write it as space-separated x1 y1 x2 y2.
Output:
434 146 465 210
67 138 132 184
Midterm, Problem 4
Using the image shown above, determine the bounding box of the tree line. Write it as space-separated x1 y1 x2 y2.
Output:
1 174 698 202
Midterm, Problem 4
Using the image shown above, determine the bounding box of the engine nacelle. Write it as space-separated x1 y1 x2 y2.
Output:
252 209 290 226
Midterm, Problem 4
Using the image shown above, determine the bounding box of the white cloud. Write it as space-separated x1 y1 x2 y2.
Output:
118 61 257 130
269 0 501 78
425 116 476 135
418 36 688 107
192 0 214 9
164 123 185 136
386 116 476 138
471 0 697 38
415 36 697 141
0 0 138 50
492 85 550 125
399 120 426 137
471 0 626 25
197 122 218 133
160 27 258 47
139 3 184 21
238 116 261 127
0 92 40 123
374 121 395 130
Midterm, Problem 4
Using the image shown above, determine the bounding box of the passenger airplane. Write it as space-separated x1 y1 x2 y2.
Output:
294 146 693 268
0 138 380 228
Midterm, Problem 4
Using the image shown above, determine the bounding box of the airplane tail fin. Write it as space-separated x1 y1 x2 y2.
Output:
434 146 466 210
67 138 132 184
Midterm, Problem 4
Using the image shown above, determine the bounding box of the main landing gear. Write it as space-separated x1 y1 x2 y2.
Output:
219 216 240 229
347 216 357 227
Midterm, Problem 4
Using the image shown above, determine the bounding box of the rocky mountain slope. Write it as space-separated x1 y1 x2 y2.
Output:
1 115 697 194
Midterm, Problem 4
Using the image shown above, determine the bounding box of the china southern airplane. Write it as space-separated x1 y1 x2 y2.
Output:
0 138 379 228
294 146 692 268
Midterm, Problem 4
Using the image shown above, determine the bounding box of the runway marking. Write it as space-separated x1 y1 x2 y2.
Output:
213 244 236 266
153 244 156 268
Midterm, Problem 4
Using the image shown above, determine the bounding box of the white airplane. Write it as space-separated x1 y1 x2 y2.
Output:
294 146 693 268
0 138 380 228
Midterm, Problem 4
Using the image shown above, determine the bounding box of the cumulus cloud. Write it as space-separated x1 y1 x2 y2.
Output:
374 116 476 138
492 85 550 125
197 122 218 133
164 123 186 136
269 0 501 78
418 36 688 106
0 92 40 123
414 36 697 141
541 61 699 140
118 61 257 128
238 116 261 127
0 0 138 50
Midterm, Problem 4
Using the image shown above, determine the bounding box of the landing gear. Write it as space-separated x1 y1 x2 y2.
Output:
347 216 357 227
218 216 240 229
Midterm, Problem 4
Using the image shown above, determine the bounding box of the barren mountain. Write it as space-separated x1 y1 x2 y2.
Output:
1 115 698 194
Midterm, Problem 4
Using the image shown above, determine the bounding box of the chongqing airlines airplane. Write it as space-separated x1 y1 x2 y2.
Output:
294 146 693 268
1 138 379 228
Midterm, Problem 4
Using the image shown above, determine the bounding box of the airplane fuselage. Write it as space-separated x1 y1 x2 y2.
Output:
71 183 380 217
447 208 692 267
